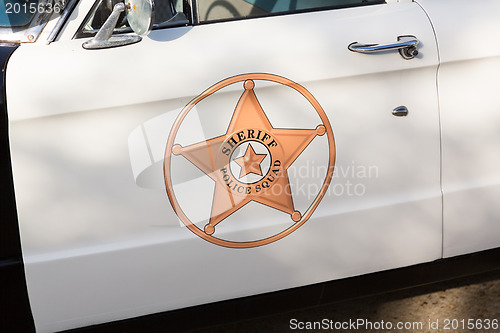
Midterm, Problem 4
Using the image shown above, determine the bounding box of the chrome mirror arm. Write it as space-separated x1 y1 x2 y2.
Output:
83 2 141 50
93 2 125 42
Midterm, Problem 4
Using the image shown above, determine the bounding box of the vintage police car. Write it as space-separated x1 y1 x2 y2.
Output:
2 0 500 332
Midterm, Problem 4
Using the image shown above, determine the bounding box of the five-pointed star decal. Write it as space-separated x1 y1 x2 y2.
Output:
233 144 267 178
172 80 326 235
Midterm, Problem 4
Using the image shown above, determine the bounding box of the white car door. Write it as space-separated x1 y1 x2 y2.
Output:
415 0 500 257
7 0 442 331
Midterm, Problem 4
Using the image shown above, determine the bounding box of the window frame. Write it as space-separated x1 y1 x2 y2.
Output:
74 0 386 39
193 0 386 25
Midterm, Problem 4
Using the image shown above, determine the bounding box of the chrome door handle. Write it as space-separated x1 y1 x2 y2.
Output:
348 36 419 60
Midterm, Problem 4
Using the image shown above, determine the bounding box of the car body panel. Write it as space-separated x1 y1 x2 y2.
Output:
5 0 447 331
416 0 500 257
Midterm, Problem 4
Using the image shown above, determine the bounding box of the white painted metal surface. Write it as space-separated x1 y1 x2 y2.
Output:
8 1 442 332
416 0 500 257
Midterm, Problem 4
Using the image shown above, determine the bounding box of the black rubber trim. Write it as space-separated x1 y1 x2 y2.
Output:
65 247 500 333
0 44 36 332
0 260 36 332
0 44 21 261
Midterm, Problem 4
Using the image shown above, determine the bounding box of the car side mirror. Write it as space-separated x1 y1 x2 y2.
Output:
83 0 154 50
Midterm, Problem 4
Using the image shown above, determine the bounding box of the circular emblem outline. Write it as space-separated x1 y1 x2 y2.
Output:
164 73 336 248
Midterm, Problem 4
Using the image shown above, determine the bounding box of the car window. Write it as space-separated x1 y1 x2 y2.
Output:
197 0 385 23
0 0 38 28
77 0 189 37
1 0 70 43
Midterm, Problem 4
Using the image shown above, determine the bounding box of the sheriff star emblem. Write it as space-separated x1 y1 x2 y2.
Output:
164 74 335 248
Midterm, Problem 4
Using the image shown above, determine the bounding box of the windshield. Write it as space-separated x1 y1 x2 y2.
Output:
0 0 38 28
0 0 74 43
